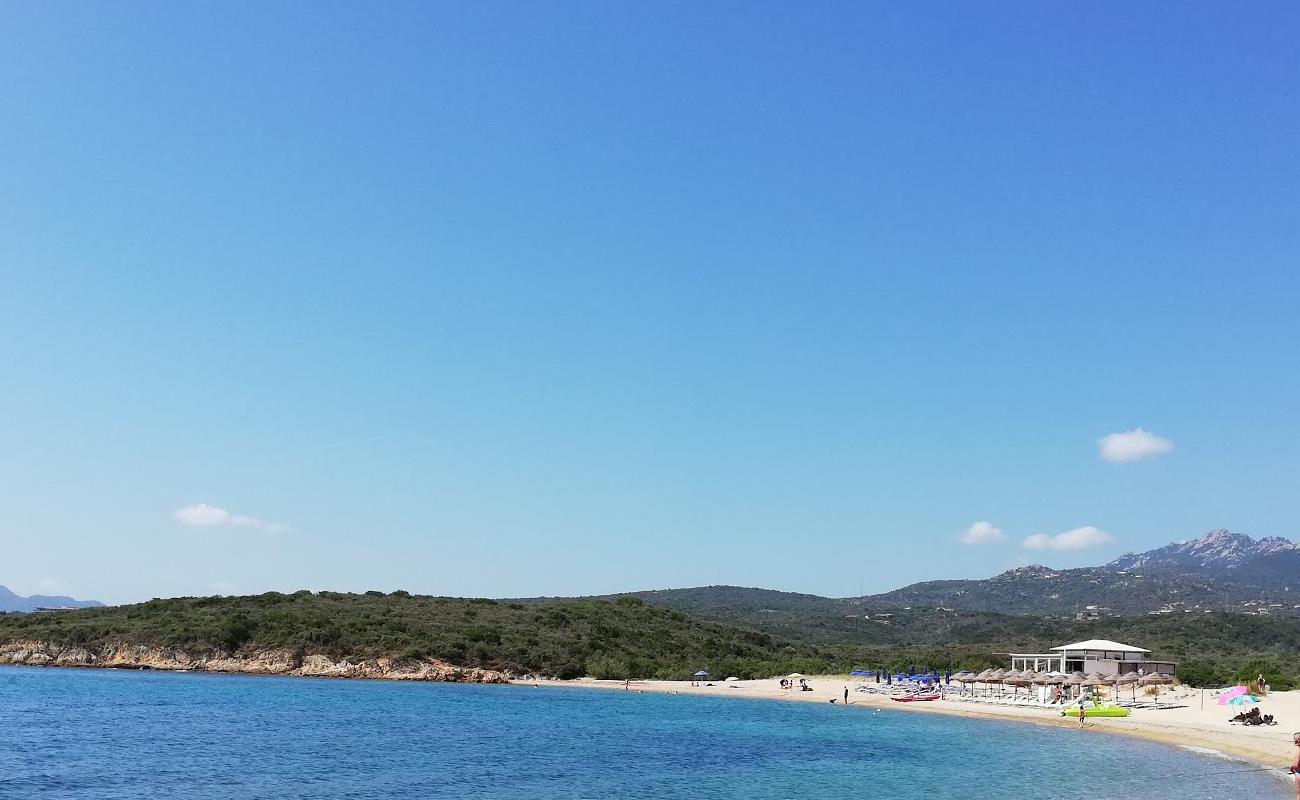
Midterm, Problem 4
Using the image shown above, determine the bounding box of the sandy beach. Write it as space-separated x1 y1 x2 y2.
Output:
518 676 1300 772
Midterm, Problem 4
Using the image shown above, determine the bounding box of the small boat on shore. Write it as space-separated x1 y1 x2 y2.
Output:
892 693 942 702
1061 703 1129 717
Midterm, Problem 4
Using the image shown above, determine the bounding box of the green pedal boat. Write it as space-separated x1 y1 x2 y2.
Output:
1061 703 1129 718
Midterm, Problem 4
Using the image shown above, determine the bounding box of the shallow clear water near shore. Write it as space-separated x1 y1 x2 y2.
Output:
0 666 1289 799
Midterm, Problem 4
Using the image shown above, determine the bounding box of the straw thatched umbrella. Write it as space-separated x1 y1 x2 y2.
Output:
1139 673 1172 699
1116 671 1140 701
1037 672 1063 703
1005 671 1032 699
1018 671 1042 701
989 668 1009 697
1081 674 1106 702
1085 672 1116 701
1063 672 1085 702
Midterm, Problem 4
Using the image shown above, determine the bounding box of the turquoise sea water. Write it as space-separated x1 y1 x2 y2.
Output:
0 666 1290 799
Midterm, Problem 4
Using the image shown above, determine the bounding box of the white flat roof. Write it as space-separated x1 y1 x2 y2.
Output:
1051 639 1149 653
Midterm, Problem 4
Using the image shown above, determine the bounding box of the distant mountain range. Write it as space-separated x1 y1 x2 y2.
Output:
1105 529 1294 572
862 529 1299 615
0 585 104 613
583 530 1300 621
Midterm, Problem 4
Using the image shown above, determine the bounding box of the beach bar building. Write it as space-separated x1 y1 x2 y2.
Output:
1008 639 1175 677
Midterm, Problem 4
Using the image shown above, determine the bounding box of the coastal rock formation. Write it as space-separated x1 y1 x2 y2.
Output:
0 640 509 684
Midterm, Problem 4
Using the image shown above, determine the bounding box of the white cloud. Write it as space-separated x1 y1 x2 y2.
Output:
172 503 287 533
1098 428 1173 463
1023 526 1114 551
960 521 1006 545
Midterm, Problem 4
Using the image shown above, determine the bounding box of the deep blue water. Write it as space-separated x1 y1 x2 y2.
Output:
0 666 1290 799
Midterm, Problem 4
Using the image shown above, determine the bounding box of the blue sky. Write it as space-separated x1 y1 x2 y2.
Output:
2 3 1297 604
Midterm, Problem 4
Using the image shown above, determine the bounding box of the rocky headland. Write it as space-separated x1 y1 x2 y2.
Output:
0 640 510 683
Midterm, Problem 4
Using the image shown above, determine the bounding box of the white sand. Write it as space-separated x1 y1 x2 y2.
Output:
516 675 1300 772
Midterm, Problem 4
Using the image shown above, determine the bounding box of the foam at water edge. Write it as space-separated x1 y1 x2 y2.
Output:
1178 745 1245 762
1180 746 1296 786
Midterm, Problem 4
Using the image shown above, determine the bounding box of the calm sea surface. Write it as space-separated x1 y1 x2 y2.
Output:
0 666 1289 799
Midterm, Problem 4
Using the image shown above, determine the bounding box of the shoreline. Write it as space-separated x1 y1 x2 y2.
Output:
0 640 510 684
516 676 1299 775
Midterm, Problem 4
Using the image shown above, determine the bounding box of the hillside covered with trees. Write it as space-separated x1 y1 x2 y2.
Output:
0 591 851 680
4 587 1300 688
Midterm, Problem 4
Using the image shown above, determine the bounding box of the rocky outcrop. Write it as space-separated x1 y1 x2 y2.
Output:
1107 529 1295 572
0 640 509 683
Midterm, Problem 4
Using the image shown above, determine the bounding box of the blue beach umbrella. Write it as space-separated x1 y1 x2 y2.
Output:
693 671 709 677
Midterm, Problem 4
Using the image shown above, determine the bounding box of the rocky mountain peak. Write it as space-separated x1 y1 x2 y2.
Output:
1106 529 1294 572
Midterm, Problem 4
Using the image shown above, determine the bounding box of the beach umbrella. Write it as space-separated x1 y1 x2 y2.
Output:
1005 673 1032 698
1225 694 1259 706
1217 685 1249 705
725 676 739 682
1063 673 1084 701
1088 673 1116 700
1138 673 1170 698
787 673 803 678
1117 672 1140 701
694 671 709 676
1081 676 1105 702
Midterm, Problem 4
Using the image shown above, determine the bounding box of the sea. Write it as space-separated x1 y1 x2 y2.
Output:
0 666 1290 799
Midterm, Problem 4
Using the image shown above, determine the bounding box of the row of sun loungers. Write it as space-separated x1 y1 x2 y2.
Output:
854 683 1188 711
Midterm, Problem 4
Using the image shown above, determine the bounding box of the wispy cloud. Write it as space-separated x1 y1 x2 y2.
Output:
1098 428 1173 463
172 503 287 533
960 521 1006 545
1023 526 1113 551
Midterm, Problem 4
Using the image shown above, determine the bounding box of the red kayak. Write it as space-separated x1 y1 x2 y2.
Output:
892 694 942 702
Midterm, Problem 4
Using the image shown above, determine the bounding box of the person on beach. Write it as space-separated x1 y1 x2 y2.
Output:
1077 702 1087 728
1287 732 1300 799
844 686 849 705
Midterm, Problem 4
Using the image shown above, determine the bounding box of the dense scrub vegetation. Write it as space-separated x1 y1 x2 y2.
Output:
589 587 1300 688
0 591 853 680
4 587 1299 686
